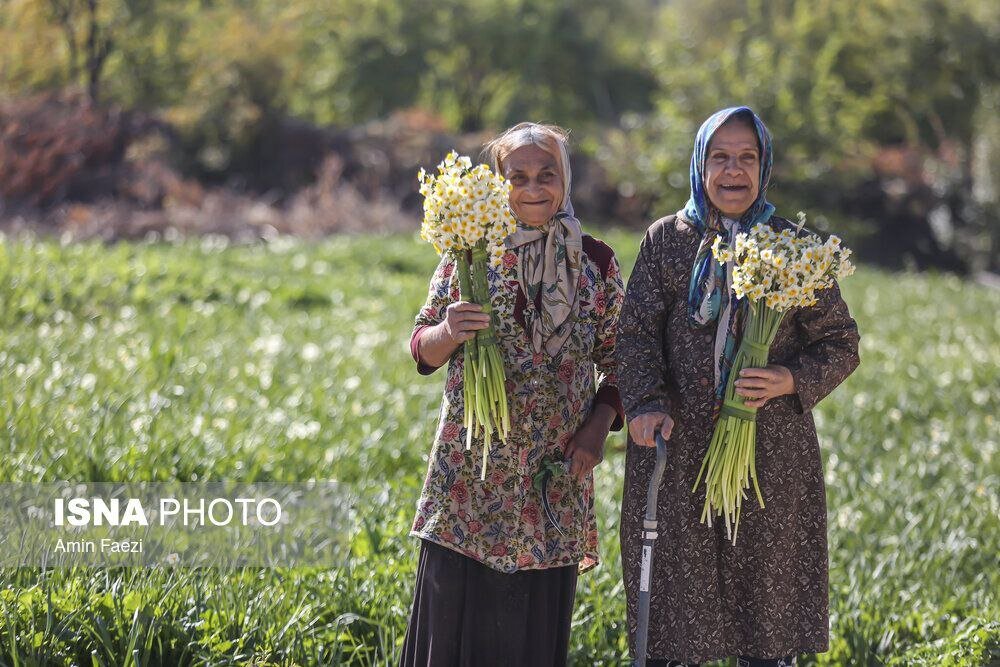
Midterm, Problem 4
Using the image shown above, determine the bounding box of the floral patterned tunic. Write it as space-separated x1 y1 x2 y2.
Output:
617 215 861 662
409 235 625 574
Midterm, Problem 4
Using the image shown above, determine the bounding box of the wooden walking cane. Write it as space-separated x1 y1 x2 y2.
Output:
635 431 669 667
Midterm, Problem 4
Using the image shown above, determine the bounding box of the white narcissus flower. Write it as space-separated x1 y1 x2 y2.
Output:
419 152 519 258
726 214 854 313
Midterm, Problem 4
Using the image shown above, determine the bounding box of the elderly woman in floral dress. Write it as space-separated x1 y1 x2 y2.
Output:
400 122 625 667
617 107 860 666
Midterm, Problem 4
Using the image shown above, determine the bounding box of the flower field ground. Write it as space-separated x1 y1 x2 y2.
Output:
0 231 996 666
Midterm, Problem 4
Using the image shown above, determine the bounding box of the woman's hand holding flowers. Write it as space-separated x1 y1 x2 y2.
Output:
442 302 491 343
733 365 795 408
418 302 491 367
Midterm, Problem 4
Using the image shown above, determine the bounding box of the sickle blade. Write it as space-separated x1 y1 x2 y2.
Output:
541 472 566 538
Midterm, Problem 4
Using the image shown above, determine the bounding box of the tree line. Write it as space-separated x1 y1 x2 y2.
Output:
1 0 997 271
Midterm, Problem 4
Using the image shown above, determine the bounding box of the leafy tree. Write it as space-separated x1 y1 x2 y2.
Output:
601 0 1000 268
288 0 657 131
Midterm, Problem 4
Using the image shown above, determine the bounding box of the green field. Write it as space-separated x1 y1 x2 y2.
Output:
0 231 997 666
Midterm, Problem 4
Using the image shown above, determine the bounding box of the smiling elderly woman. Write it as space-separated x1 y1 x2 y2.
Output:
617 107 860 666
399 123 625 667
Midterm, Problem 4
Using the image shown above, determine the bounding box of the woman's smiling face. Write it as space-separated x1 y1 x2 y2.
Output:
703 119 761 219
503 144 564 226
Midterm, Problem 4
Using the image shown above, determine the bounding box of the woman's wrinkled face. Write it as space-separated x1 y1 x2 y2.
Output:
703 120 761 219
502 144 564 227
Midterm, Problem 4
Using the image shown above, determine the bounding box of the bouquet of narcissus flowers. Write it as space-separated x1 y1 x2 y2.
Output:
693 213 856 544
418 151 517 479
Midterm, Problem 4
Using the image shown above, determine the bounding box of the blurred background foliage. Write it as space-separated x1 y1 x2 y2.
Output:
0 0 998 272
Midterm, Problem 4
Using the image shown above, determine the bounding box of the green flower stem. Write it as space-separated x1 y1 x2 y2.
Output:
693 301 788 544
454 241 511 480
456 254 479 450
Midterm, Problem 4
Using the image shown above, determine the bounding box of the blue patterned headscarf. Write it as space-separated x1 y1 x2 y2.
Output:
682 106 774 235
681 106 775 412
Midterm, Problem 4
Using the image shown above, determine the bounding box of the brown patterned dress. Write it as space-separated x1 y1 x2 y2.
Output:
617 214 861 663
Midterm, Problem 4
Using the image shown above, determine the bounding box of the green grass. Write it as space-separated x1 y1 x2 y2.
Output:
0 230 997 665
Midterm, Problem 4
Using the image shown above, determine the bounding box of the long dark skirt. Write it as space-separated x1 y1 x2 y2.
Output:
398 539 579 667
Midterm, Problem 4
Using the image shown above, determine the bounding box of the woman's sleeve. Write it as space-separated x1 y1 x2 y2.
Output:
409 253 459 375
617 224 673 420
783 280 861 413
592 254 626 431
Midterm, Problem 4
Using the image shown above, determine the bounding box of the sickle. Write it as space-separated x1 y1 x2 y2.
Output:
541 470 567 538
536 457 572 538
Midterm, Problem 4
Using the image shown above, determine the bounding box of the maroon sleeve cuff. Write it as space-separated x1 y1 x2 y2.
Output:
594 384 625 432
410 325 442 375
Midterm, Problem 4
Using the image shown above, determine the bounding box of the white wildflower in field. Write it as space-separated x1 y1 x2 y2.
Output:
353 331 388 351
79 373 97 392
301 343 322 362
131 416 150 434
286 420 321 440
149 390 170 412
250 291 271 309
191 415 204 437
253 334 284 356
